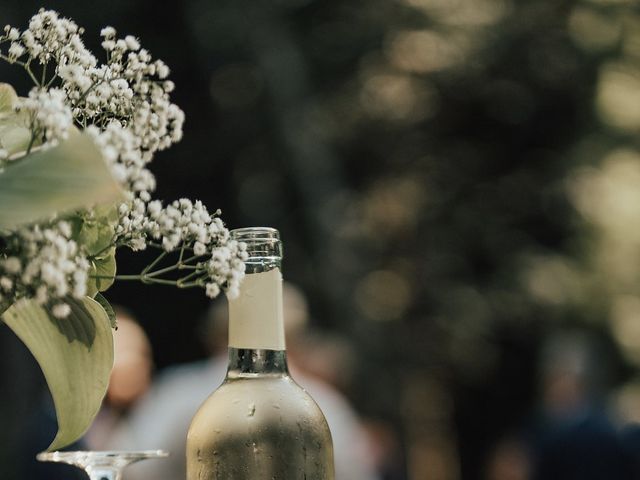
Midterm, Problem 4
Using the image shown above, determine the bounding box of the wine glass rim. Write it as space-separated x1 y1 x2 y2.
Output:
37 449 169 461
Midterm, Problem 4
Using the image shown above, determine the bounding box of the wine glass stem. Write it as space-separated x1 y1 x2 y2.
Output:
86 467 122 480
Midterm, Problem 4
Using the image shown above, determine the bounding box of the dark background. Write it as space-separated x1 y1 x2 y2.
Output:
2 1 640 479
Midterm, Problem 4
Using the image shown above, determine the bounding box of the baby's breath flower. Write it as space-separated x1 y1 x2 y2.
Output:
7 28 20 41
0 221 91 317
7 42 25 60
0 277 13 291
0 9 240 310
100 26 116 38
205 283 220 298
18 88 73 145
52 303 71 318
124 35 140 51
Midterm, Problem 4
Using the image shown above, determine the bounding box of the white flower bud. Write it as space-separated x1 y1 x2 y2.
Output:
100 26 116 38
193 241 207 256
52 303 71 318
205 283 220 298
124 35 140 51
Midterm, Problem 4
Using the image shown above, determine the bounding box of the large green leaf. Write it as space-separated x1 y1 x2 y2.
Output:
0 299 9 317
1 296 114 450
0 131 123 230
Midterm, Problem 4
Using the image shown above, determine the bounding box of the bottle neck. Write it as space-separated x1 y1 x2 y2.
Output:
227 267 286 350
226 348 289 377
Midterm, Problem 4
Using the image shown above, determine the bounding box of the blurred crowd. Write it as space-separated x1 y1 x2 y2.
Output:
19 300 640 480
19 288 407 480
486 331 640 480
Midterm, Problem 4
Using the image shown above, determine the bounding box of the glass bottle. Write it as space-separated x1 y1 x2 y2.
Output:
186 227 335 480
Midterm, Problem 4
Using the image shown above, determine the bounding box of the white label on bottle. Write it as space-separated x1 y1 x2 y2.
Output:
228 268 285 350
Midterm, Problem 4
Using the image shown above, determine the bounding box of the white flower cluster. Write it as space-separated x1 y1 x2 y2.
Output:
86 123 156 196
1 9 184 196
3 10 89 66
118 198 247 298
17 88 73 146
0 221 89 318
0 10 243 315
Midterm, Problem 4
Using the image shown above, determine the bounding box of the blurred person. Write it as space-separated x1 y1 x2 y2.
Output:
291 330 357 395
106 283 379 480
611 377 640 477
291 327 408 479
84 306 154 449
361 419 408 480
18 306 154 479
527 331 633 480
484 435 530 480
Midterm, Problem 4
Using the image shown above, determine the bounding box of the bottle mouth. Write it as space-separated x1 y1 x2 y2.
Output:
230 227 280 242
231 227 282 269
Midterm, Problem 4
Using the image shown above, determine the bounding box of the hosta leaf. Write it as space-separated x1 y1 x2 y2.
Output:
0 299 9 317
1 296 114 450
94 293 117 329
86 248 117 298
0 132 123 230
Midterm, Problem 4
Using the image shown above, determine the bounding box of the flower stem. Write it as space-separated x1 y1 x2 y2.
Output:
89 240 117 260
142 251 167 275
90 273 194 288
24 62 40 87
0 53 25 66
177 270 204 286
145 254 201 277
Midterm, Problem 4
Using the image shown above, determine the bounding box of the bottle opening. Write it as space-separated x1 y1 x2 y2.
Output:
230 227 282 271
230 227 280 242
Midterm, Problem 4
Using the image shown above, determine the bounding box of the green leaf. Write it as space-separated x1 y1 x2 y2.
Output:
0 84 31 156
0 300 9 317
0 114 32 156
0 83 18 112
74 205 119 257
0 131 123 230
94 293 117 329
86 248 117 297
1 296 114 450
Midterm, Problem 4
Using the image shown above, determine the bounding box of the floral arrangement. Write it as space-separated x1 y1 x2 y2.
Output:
0 9 246 449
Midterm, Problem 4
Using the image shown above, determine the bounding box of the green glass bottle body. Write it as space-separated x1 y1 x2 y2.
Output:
186 227 334 480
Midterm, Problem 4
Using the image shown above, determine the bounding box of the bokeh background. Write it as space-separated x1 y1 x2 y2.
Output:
2 0 640 479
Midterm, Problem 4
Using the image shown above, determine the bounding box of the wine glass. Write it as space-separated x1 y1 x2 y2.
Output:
36 450 169 480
